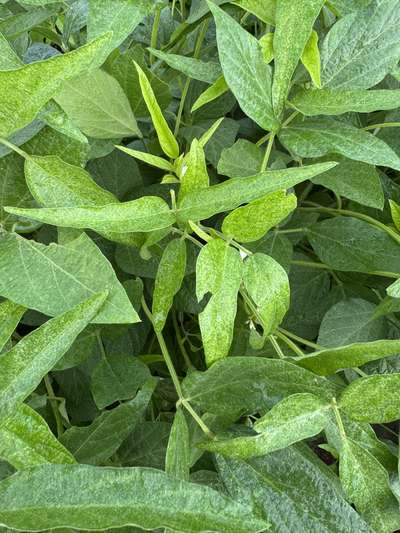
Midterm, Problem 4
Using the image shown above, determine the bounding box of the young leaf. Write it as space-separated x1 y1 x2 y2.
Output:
0 464 268 532
55 69 141 139
178 138 209 203
196 240 242 366
117 145 174 172
0 232 137 324
152 239 187 333
272 0 325 116
166 407 190 481
242 253 290 335
191 75 229 112
339 374 400 423
0 300 25 352
0 292 106 424
0 33 111 138
25 155 117 207
389 199 400 231
321 0 400 89
232 0 276 24
6 196 175 234
178 162 337 222
0 404 75 469
279 117 400 171
208 2 279 131
222 190 296 243
134 61 179 159
295 339 400 376
301 30 321 88
202 393 329 459
339 437 400 533
148 48 222 84
291 88 400 116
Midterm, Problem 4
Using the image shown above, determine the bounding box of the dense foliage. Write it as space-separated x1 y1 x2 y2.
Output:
0 0 400 531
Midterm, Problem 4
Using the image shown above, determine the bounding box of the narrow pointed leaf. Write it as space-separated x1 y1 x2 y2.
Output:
191 75 229 112
134 62 179 159
153 239 187 333
0 464 268 532
117 145 174 172
209 2 279 131
0 404 75 469
0 232 137 324
0 300 25 352
301 31 321 88
178 139 209 203
166 407 190 481
272 0 324 116
0 292 106 424
339 374 400 423
196 240 242 366
0 33 111 138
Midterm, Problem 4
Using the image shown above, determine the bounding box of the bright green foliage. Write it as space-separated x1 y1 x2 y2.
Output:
1 1 400 529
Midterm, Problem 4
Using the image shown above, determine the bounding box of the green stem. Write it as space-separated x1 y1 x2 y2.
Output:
0 137 28 159
268 335 285 359
260 133 275 172
363 122 400 131
275 330 304 356
278 327 322 350
292 259 399 279
44 375 64 437
331 397 346 440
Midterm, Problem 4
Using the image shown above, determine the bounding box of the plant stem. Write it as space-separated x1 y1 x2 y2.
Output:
0 137 28 159
268 334 285 359
275 330 304 356
44 374 64 437
278 327 322 350
260 133 275 171
331 397 346 440
363 122 400 131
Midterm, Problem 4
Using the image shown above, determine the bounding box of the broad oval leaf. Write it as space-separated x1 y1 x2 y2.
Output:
0 464 268 532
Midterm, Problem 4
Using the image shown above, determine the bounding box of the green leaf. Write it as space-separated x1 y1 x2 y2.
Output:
279 117 400 170
217 445 372 532
291 88 400 116
0 464 268 532
148 48 221 84
0 232 137 324
202 393 329 459
134 61 179 159
0 33 111 138
178 139 210 203
389 199 400 231
0 31 23 69
178 162 337 222
222 190 297 243
218 139 263 178
25 155 117 207
308 217 400 274
191 75 229 112
295 339 400 376
0 6 59 39
272 0 324 116
321 0 400 89
311 157 384 209
91 354 151 409
166 407 190 481
0 292 106 424
38 100 88 144
0 300 25 352
339 374 400 423
231 0 276 24
242 253 290 335
208 2 279 131
196 240 242 366
6 196 175 234
116 145 174 172
55 69 141 139
183 357 337 419
87 0 156 59
0 404 75 469
339 437 400 533
301 30 321 88
153 239 187 333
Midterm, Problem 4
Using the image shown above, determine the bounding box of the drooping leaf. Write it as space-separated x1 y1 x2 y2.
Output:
231 0 276 24
153 239 187 333
55 69 141 139
196 239 242 366
0 464 268 532
339 437 400 532
166 407 190 481
0 300 25 352
301 30 321 88
117 145 174 172
178 139 209 203
6 196 175 234
242 253 290 335
222 191 296 243
272 0 325 116
279 117 400 170
209 2 279 131
0 404 75 469
0 232 137 324
191 75 229 112
0 292 106 424
339 374 400 423
178 162 337 222
321 0 400 89
0 33 111 138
